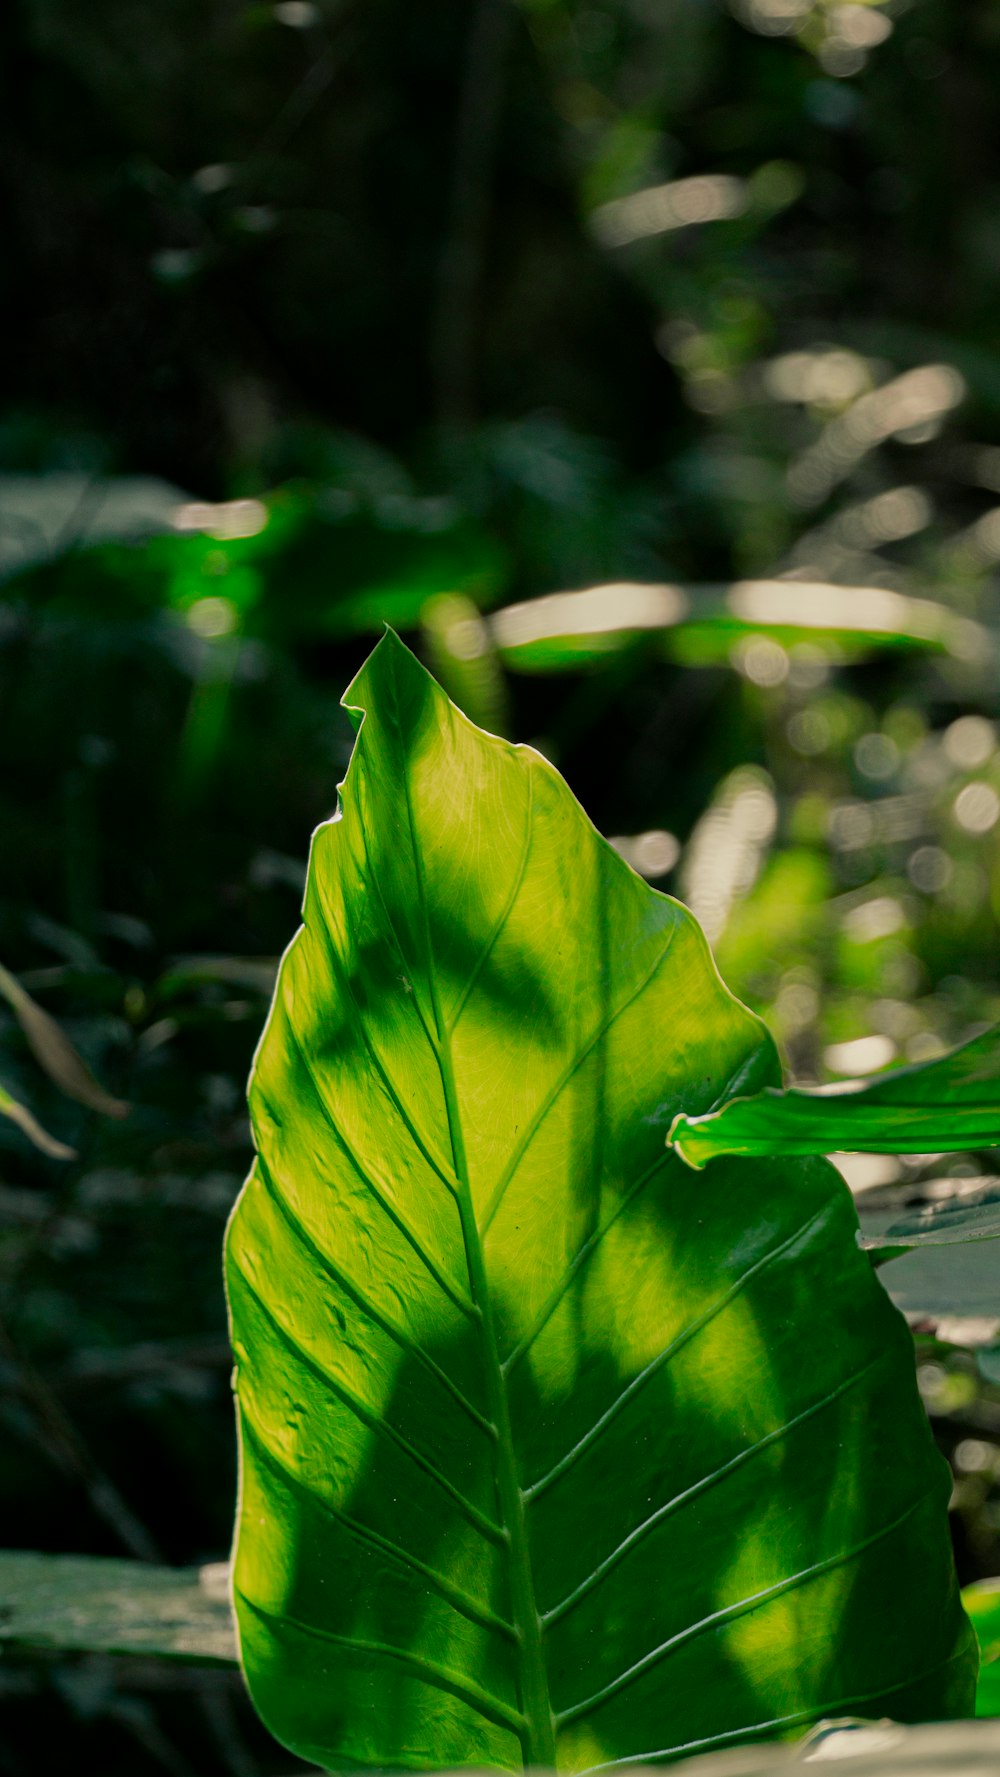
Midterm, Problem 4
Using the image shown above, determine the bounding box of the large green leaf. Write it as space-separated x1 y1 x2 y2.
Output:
226 633 974 1773
669 1026 1000 1170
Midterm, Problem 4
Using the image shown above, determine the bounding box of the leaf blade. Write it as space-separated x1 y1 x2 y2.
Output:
227 633 975 1772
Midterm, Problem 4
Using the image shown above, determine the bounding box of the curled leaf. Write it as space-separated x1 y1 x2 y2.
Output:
669 1023 1000 1170
0 1082 76 1161
0 961 128 1120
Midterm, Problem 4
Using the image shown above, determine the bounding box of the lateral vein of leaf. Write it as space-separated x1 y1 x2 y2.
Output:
512 998 771 1362
311 919 462 1201
573 1646 975 1773
236 1589 526 1736
501 1153 673 1377
446 758 535 1037
556 1492 931 1728
355 797 443 1055
231 1259 504 1546
238 1406 516 1642
253 1154 495 1438
524 1200 832 1502
480 917 680 1236
541 1352 883 1626
278 1016 477 1321
500 1016 781 1371
502 1035 773 1375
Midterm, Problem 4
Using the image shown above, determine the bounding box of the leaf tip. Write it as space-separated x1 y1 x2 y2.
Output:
341 626 432 715
666 1111 707 1169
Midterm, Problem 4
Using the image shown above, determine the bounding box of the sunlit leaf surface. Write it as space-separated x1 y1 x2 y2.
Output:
0 1552 236 1664
226 634 974 1772
669 1025 1000 1169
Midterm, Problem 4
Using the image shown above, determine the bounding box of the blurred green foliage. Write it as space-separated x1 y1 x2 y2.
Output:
7 0 1000 1768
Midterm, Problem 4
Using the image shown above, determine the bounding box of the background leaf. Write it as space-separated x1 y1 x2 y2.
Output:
226 634 974 1773
670 1717 1000 1773
669 1026 1000 1168
0 1081 76 1160
491 582 983 674
860 1183 1000 1253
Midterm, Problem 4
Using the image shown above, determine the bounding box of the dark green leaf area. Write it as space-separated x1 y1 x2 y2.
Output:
226 635 974 1773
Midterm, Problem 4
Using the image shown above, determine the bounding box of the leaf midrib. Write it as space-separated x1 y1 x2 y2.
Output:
390 701 556 1769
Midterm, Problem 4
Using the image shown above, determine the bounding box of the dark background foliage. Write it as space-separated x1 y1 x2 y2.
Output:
4 1 1000 1770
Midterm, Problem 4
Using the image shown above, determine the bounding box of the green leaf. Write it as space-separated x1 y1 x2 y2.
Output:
490 581 984 672
226 632 974 1773
964 1579 1000 1718
0 1552 236 1665
669 1024 1000 1170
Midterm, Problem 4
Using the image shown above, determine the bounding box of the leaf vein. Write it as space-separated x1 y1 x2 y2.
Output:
309 916 461 1201
447 756 535 1036
230 1257 504 1546
573 1644 974 1772
541 1351 884 1625
237 1589 525 1737
525 1199 834 1502
252 1153 494 1437
556 1492 932 1727
501 1153 672 1376
238 1404 515 1642
277 1015 476 1321
387 666 556 1765
354 784 443 1054
480 916 681 1236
